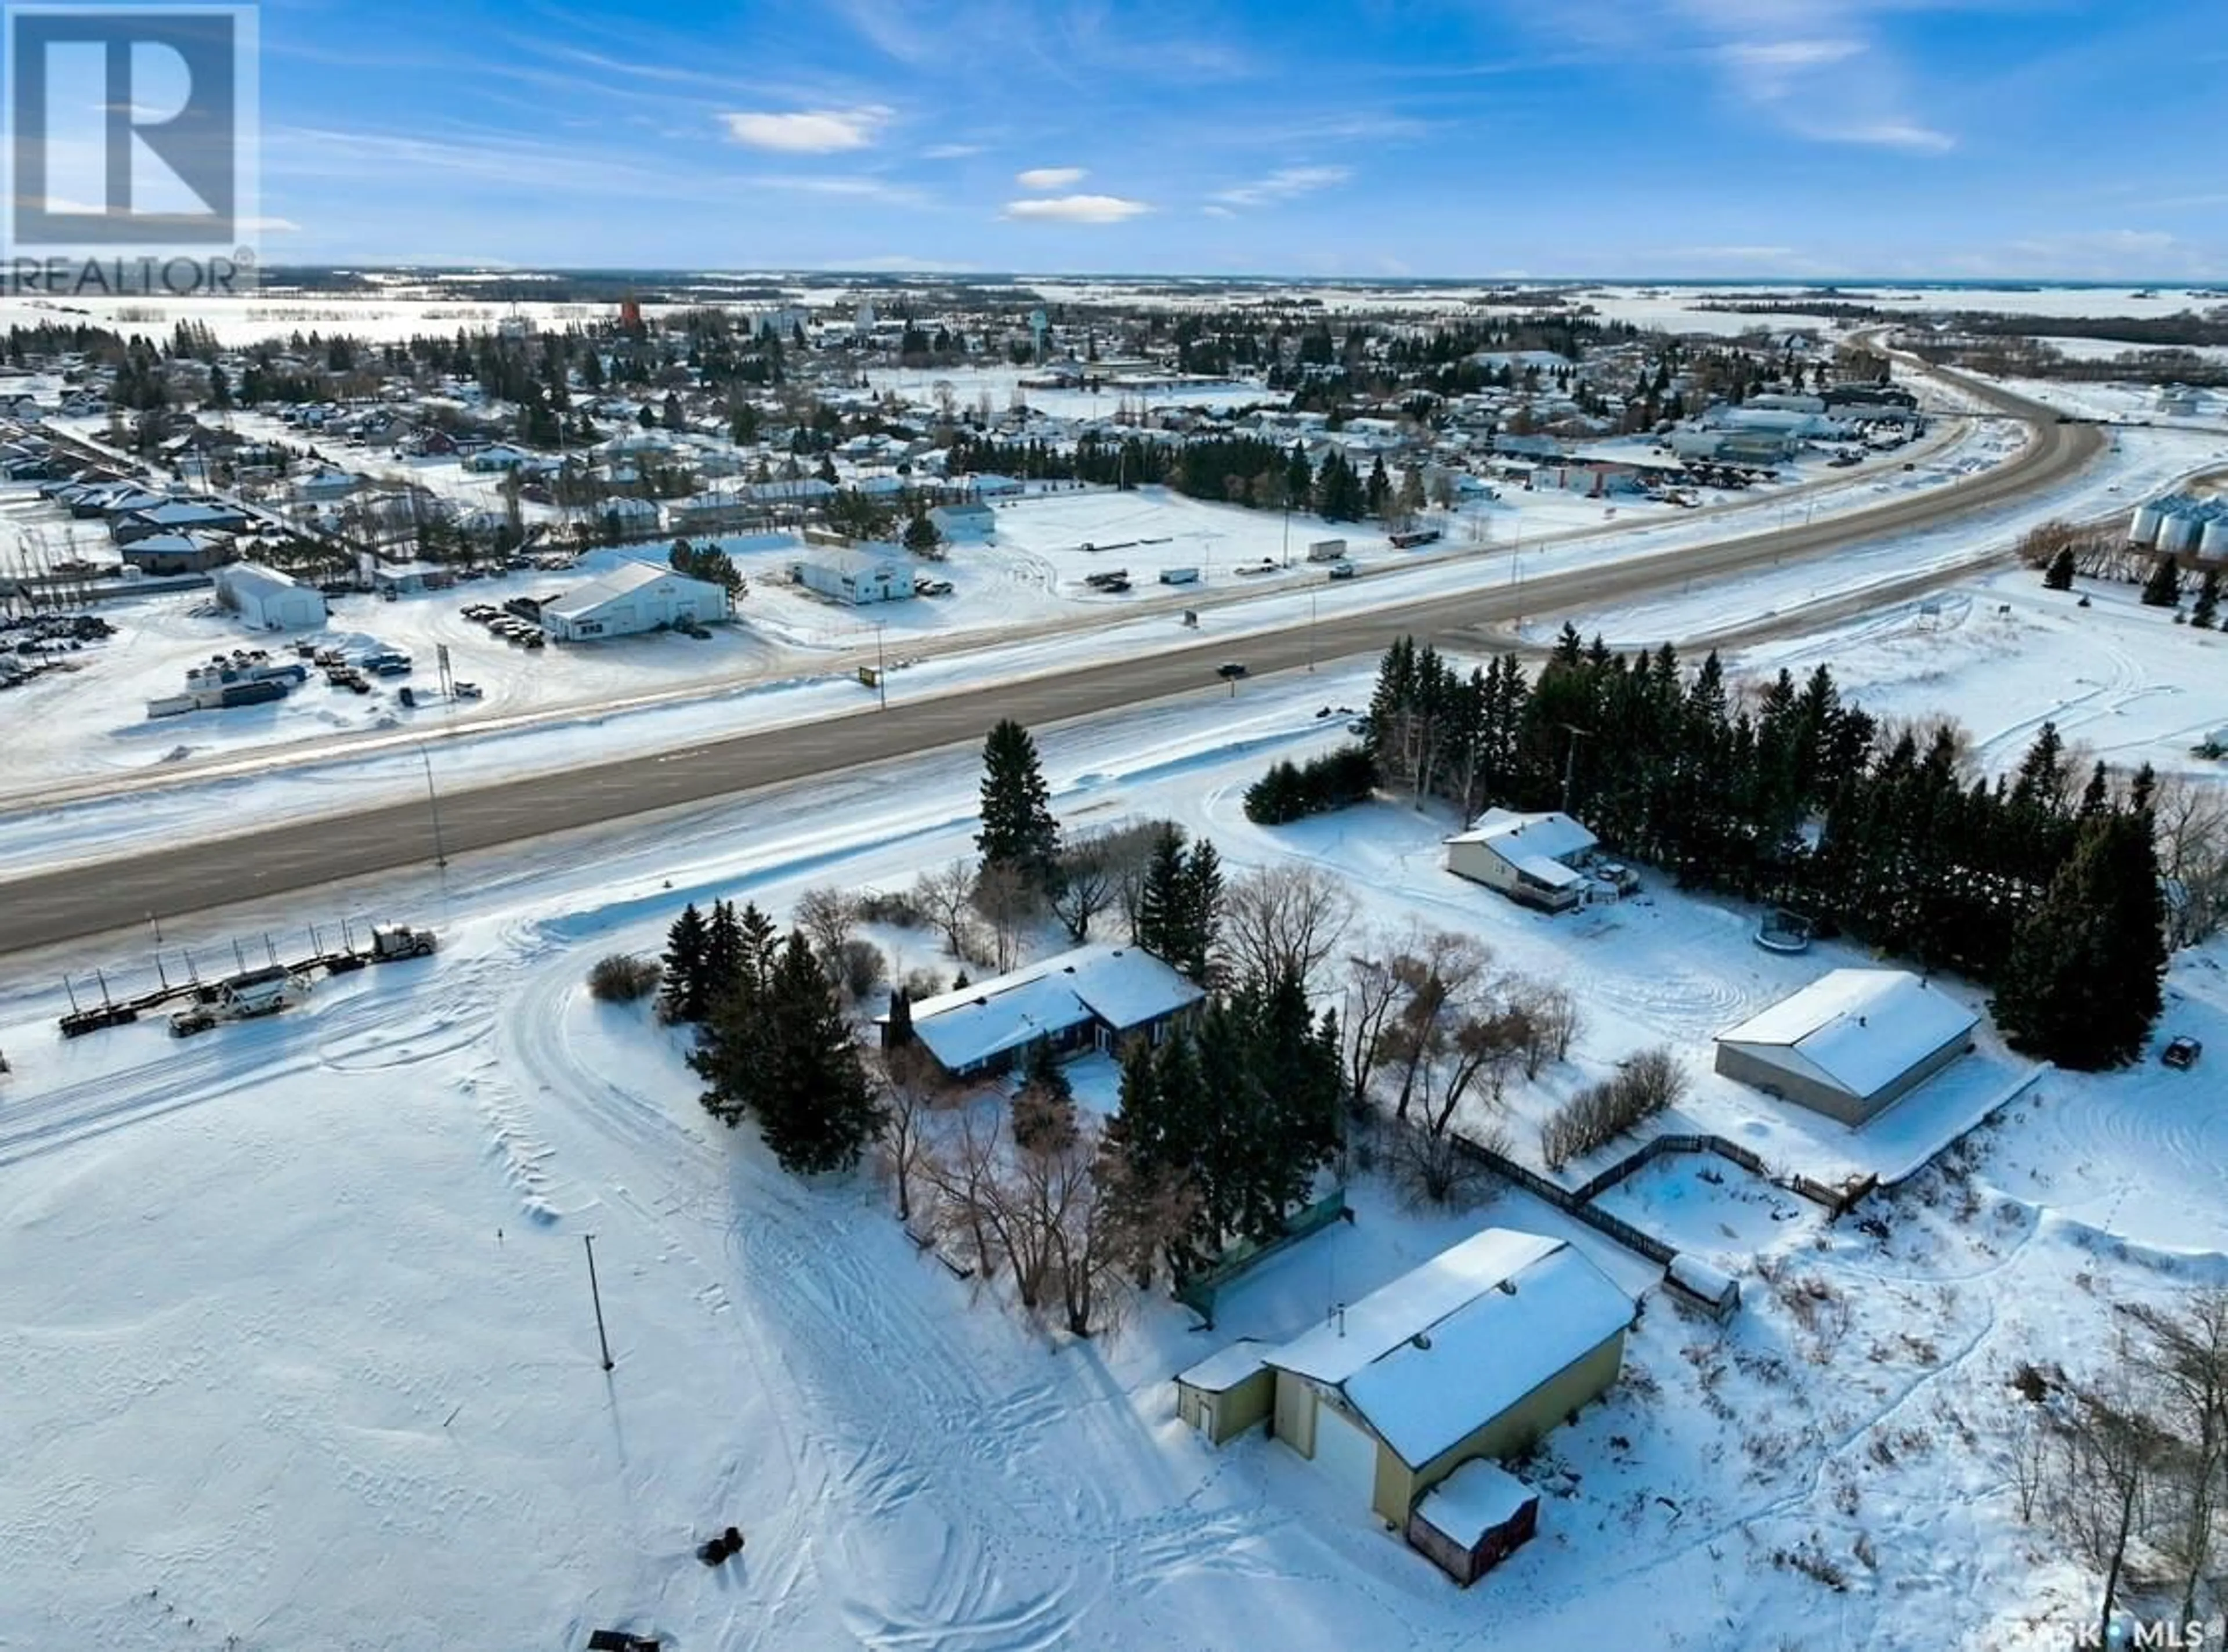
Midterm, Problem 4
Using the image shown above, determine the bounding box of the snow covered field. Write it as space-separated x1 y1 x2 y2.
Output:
3 673 2223 1650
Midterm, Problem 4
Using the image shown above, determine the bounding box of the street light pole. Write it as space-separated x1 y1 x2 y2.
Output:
418 744 448 870
1309 591 1318 673
875 622 888 710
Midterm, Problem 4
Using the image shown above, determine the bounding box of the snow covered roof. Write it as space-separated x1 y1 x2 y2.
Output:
800 545 907 578
1177 1339 1271 1394
907 943 1203 1074
544 558 719 621
1447 808 1597 864
216 562 306 601
1268 1229 1632 1467
1717 969 1979 1101
1415 1459 1535 1543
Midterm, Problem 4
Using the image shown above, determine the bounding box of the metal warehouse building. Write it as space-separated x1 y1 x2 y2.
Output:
792 545 914 606
214 562 327 631
1713 968 1979 1126
541 559 729 641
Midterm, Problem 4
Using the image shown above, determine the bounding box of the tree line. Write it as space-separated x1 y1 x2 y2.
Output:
1366 632 2170 1068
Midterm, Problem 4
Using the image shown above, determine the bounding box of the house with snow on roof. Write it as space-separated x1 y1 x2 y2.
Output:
1713 968 1980 1127
888 942 1203 1082
1175 1228 1632 1578
1446 808 1630 913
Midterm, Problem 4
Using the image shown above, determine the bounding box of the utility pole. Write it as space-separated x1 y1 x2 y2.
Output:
583 1234 614 1372
874 622 888 710
418 744 447 870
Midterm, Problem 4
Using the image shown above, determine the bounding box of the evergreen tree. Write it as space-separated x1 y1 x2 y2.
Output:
1992 812 2168 1069
751 931 882 1172
975 718 1061 885
2043 545 2076 591
704 899 742 1001
1181 838 1225 984
2142 555 2182 609
2194 569 2220 630
659 901 711 1023
885 985 914 1047
1365 454 1390 518
903 511 942 556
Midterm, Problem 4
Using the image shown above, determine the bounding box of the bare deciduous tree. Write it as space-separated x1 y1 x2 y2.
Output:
1050 830 1119 944
2045 1361 2177 1650
2120 1290 2228 1622
1344 938 1407 1104
1510 980 1580 1078
1381 933 1492 1122
1219 864 1357 994
971 861 1036 974
2149 773 2228 948
913 859 976 958
878 1042 943 1224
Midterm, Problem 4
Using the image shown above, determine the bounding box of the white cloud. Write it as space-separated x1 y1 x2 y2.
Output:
1211 165 1350 209
1202 204 1235 219
1719 38 1861 72
1015 166 1087 191
922 142 983 160
1002 193 1149 224
1831 120 1954 153
720 105 891 153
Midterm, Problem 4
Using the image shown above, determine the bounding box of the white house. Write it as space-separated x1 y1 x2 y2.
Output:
540 559 728 641
1181 1229 1632 1536
1714 968 1980 1127
793 545 914 606
892 942 1203 1080
215 562 327 631
293 468 360 503
594 495 663 536
1445 808 1601 913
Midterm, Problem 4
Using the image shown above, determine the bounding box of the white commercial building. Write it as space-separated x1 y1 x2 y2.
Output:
792 545 914 606
215 562 327 631
540 559 729 641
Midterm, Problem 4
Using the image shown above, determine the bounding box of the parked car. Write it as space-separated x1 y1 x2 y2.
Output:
2162 1036 2202 1071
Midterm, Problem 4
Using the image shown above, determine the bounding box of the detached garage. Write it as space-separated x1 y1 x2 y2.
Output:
541 559 729 641
1714 968 1979 1126
215 562 326 631
1259 1228 1632 1530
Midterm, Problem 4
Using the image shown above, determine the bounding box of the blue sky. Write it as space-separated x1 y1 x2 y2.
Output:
252 0 2226 279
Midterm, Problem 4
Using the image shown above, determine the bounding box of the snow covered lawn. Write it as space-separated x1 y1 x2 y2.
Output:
5 682 2225 1649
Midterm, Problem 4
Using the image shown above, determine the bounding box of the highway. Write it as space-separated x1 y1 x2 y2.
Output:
0 370 2103 956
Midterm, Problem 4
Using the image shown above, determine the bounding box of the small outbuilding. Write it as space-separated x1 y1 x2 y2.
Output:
792 545 914 606
1174 1340 1275 1445
1445 808 1600 913
120 531 233 576
1713 968 1979 1126
1406 1459 1540 1586
215 562 327 631
541 559 729 641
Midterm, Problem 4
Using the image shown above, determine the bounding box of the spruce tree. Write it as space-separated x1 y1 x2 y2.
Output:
1179 838 1224 985
1992 812 2168 1069
885 985 914 1047
704 900 743 1003
975 719 1061 885
2043 545 2075 591
1133 825 1188 964
903 511 942 556
754 931 882 1173
2142 555 2182 609
659 902 710 1024
2193 569 2220 630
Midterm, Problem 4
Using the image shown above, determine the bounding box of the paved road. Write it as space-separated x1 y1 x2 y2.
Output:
0 373 2102 956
